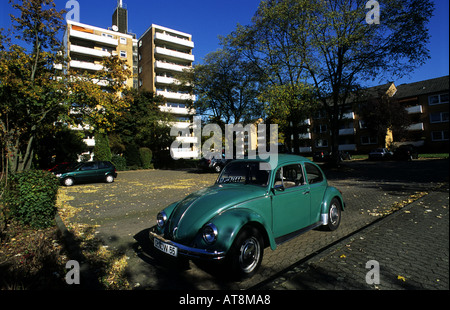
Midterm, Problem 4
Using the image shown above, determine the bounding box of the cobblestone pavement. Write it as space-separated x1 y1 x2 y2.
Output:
58 159 449 290
257 188 449 290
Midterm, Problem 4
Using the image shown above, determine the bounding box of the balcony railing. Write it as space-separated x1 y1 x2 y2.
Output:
70 60 103 71
407 123 424 131
70 29 118 46
339 128 356 136
155 47 195 62
155 61 191 72
406 105 423 114
159 105 194 115
154 32 194 48
156 90 196 101
70 44 111 58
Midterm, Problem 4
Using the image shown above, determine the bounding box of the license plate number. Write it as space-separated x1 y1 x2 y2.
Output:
154 238 178 257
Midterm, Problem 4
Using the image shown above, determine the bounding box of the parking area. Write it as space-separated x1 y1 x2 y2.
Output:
58 159 448 289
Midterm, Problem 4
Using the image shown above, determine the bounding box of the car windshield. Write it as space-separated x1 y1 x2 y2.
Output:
217 161 270 187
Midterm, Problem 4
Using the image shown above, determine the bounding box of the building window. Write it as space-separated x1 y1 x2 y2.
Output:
428 93 449 105
430 112 449 123
360 135 378 145
431 131 449 141
315 139 328 148
120 50 127 58
139 40 142 47
314 124 327 133
120 37 127 44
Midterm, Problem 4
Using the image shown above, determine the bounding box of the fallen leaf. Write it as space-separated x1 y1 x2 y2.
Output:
397 275 406 282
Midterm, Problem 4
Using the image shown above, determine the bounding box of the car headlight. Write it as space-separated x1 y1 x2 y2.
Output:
156 211 167 228
202 223 218 245
56 174 62 177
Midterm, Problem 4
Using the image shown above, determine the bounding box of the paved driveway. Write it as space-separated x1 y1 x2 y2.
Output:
58 159 448 289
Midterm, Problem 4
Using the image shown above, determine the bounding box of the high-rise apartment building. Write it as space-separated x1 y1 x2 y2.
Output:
63 2 198 159
63 1 138 159
64 19 138 89
138 24 197 158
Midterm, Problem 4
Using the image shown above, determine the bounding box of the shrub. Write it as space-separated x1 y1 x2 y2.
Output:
139 147 153 169
5 170 59 229
124 144 140 167
111 155 127 171
94 133 112 161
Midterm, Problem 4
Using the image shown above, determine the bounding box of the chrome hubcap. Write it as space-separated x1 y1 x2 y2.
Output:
330 204 340 225
239 237 260 273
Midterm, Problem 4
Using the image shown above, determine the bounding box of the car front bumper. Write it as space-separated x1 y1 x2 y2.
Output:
149 227 226 260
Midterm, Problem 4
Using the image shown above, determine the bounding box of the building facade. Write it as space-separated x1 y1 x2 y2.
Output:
292 76 449 155
138 24 197 158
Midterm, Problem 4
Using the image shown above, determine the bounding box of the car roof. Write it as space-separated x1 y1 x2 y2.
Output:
232 154 313 167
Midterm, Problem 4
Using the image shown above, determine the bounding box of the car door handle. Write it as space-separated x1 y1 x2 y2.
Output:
303 190 310 195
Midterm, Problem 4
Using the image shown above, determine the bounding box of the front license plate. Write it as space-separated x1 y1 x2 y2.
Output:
154 238 178 257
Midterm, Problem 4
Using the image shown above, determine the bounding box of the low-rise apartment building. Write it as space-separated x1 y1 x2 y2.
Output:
294 75 449 155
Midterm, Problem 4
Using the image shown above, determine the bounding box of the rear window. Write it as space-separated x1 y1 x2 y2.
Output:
305 163 324 184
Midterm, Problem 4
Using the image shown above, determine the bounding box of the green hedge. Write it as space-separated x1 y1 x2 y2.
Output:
139 147 153 169
111 154 127 171
5 170 59 229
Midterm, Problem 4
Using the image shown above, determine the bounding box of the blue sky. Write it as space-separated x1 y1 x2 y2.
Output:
1 0 448 87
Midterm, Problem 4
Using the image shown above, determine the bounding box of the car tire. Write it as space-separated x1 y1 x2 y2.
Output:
63 177 74 187
325 198 341 231
225 226 264 279
105 174 115 183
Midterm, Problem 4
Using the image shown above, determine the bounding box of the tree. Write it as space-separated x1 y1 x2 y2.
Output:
0 0 67 173
66 55 132 133
225 0 434 163
358 93 411 144
110 89 173 163
183 48 265 126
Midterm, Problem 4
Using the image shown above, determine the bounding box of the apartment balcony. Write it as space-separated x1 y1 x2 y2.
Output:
406 105 423 114
70 44 111 58
171 148 199 159
154 32 194 48
407 123 424 131
155 75 178 85
339 144 357 151
155 61 191 73
342 112 355 119
339 128 356 135
299 146 312 153
70 60 103 71
70 29 118 46
155 47 195 62
156 90 195 101
159 105 193 115
83 138 95 147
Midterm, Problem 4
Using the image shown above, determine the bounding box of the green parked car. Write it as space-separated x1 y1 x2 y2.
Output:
150 154 344 279
54 161 117 186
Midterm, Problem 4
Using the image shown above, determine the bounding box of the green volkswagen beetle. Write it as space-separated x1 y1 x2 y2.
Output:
150 154 344 279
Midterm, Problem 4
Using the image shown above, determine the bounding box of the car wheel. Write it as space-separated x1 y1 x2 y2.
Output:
325 198 341 231
63 177 74 187
105 174 115 183
226 226 264 279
